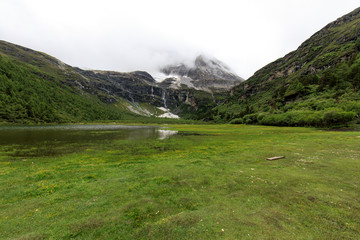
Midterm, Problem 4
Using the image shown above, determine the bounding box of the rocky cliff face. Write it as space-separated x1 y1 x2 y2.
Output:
160 55 244 92
72 67 218 113
73 68 161 105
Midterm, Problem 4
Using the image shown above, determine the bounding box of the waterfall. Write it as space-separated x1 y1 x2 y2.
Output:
211 92 215 102
162 89 167 108
151 86 154 99
129 94 134 103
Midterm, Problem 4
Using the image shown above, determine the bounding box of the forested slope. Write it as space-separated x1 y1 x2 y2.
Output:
0 54 137 123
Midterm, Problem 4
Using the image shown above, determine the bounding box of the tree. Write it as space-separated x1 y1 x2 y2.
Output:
355 38 360 51
349 65 360 92
284 79 305 99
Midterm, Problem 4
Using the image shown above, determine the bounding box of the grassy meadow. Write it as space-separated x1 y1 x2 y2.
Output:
0 124 359 239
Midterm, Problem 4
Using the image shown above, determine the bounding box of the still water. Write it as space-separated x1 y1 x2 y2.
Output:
0 125 178 159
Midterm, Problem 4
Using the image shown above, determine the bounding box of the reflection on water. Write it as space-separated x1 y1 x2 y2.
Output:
0 125 178 159
157 130 179 140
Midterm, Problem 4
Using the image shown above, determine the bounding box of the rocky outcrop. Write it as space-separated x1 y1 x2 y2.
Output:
72 67 215 113
73 68 161 105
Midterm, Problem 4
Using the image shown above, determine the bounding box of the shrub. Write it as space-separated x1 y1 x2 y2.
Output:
284 79 305 98
255 109 356 127
229 118 243 124
323 109 357 126
243 113 259 124
340 101 360 113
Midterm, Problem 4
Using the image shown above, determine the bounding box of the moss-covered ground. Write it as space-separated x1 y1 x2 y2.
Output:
1 125 359 239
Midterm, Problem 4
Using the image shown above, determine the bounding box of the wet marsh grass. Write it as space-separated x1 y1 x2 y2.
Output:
0 125 359 239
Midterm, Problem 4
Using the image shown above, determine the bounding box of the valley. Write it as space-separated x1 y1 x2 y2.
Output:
1 5 360 240
0 124 359 239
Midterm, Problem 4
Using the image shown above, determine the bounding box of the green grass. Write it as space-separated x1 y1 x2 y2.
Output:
1 125 359 239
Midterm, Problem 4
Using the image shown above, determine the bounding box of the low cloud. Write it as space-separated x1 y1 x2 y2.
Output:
1 0 360 79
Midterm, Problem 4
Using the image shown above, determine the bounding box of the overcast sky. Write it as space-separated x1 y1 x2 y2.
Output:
0 0 359 79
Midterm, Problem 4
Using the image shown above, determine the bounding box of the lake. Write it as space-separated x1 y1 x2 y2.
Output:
0 125 178 159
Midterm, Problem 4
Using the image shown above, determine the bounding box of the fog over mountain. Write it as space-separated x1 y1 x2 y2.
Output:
160 54 243 91
1 0 359 78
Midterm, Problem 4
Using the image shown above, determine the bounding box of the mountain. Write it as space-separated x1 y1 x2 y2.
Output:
160 55 244 92
0 41 141 123
0 40 237 123
3 7 359 126
211 7 360 127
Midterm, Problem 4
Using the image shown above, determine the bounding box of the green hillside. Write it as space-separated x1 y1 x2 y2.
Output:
211 7 360 127
0 53 139 123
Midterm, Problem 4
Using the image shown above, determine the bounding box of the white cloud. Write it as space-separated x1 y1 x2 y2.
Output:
0 0 359 78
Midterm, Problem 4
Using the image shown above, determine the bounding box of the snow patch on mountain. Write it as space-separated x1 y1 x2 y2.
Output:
157 107 180 119
159 54 244 92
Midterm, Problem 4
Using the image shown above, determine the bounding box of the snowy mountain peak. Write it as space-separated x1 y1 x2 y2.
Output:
160 55 244 92
195 55 230 71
